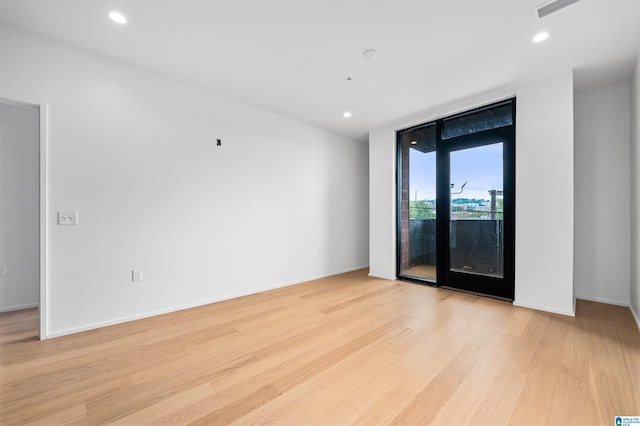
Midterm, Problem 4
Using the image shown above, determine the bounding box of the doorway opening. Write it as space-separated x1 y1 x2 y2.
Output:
0 97 47 339
397 99 515 300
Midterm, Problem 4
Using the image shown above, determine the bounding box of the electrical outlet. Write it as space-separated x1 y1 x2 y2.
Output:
58 211 79 225
132 269 143 282
0 264 6 277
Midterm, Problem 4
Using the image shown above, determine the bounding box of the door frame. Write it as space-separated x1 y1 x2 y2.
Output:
0 95 49 340
396 98 515 299
438 125 515 300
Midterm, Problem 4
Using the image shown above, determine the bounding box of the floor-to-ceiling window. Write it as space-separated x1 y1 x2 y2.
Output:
397 99 515 299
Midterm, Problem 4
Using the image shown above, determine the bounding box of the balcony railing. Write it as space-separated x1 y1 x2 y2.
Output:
409 218 504 277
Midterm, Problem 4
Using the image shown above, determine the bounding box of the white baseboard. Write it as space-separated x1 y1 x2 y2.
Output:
513 300 575 317
44 265 370 339
631 304 640 332
368 272 397 281
0 303 38 313
574 294 629 307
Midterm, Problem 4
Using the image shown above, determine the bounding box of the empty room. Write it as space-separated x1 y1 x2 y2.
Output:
1 0 639 425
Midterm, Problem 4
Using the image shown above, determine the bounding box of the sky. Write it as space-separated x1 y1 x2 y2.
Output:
409 142 503 201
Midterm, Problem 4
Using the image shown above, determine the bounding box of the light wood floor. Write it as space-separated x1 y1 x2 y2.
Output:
1 269 639 425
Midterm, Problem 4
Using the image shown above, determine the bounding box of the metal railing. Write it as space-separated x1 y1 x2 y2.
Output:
409 206 503 220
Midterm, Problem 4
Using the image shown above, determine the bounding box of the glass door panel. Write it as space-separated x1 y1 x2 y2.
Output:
449 143 503 278
398 125 437 282
396 98 515 300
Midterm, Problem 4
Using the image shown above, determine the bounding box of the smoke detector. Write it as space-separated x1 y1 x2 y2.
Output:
362 49 378 59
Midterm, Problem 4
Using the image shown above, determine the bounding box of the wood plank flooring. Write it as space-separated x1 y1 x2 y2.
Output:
1 269 639 425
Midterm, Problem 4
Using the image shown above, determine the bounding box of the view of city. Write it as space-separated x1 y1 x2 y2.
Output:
409 197 504 220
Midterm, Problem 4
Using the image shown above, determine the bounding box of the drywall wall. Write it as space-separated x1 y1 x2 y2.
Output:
574 83 631 306
369 71 575 316
514 72 575 315
0 102 39 312
631 52 640 328
368 128 396 280
0 25 369 337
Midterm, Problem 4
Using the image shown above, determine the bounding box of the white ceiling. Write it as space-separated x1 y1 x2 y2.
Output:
1 0 639 141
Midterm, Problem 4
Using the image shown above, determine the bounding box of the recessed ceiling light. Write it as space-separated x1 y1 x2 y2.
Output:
532 31 549 43
343 111 352 118
109 11 127 24
362 49 378 59
410 141 418 145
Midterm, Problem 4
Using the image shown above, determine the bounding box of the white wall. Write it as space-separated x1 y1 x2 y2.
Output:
0 25 369 337
574 83 631 306
369 71 575 316
0 102 39 312
368 127 396 280
631 51 640 327
514 72 574 315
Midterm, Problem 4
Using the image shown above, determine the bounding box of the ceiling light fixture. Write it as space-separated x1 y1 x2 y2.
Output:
109 11 127 24
410 141 418 145
343 111 352 118
532 31 549 42
362 49 378 59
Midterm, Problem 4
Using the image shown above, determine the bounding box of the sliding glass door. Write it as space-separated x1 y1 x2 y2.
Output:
397 99 515 300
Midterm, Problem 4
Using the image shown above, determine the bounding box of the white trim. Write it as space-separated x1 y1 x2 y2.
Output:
43 265 369 339
39 103 49 340
575 294 630 307
0 96 41 109
513 300 576 317
0 303 38 313
630 304 640 332
0 95 48 340
368 273 397 281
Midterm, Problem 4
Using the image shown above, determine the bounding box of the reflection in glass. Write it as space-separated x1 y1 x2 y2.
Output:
442 102 513 139
399 125 437 281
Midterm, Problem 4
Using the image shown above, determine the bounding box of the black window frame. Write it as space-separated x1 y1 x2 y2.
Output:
396 98 516 300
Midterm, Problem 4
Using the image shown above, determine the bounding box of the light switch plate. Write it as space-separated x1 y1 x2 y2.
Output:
0 264 6 277
132 269 143 282
58 211 78 225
